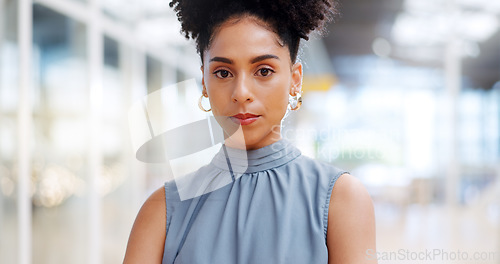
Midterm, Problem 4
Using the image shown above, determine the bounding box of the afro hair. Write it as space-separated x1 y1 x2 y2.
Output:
169 0 339 63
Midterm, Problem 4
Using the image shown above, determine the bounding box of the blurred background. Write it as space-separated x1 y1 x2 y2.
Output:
0 0 499 263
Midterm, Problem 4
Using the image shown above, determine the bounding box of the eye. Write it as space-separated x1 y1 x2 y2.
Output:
214 69 232 79
256 67 275 77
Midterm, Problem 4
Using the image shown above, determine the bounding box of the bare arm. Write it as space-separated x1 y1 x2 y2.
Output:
123 186 166 264
327 173 377 264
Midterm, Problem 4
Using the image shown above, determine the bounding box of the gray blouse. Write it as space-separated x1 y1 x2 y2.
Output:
162 139 347 264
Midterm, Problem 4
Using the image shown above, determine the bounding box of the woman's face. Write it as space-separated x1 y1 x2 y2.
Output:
201 16 302 150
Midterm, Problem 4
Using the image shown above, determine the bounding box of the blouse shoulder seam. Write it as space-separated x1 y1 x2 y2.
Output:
323 169 349 238
164 181 171 234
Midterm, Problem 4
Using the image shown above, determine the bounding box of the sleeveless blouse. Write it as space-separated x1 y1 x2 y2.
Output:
162 139 348 264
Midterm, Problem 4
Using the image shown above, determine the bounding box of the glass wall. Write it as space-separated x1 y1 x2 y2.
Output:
0 0 19 263
1 0 197 262
299 0 500 258
31 4 89 263
100 36 132 263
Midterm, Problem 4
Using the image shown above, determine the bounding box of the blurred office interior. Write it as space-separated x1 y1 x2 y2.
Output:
0 0 499 263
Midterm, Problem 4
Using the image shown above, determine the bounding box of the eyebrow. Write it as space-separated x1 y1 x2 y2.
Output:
209 54 280 64
251 54 280 64
209 57 233 64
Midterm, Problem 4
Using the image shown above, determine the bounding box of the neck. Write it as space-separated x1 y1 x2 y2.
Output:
224 127 282 150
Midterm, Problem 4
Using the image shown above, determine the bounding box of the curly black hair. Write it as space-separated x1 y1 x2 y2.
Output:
169 0 339 63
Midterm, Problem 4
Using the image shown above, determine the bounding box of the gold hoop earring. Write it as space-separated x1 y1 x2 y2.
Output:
289 92 302 111
198 94 211 112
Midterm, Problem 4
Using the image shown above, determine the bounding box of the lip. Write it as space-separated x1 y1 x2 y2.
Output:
230 113 260 125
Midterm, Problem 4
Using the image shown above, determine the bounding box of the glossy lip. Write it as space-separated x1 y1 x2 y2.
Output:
230 113 261 125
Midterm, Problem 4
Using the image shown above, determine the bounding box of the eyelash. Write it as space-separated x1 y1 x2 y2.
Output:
212 67 275 79
256 67 275 77
213 69 232 79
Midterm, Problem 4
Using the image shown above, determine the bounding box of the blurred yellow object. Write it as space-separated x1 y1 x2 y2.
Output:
302 74 337 92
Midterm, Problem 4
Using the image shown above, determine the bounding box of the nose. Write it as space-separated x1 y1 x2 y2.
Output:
231 74 253 103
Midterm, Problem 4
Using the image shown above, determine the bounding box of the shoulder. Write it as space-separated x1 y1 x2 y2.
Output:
123 186 167 264
135 186 166 222
327 173 377 264
330 173 373 206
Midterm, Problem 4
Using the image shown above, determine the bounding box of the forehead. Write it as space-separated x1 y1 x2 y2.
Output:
203 16 289 63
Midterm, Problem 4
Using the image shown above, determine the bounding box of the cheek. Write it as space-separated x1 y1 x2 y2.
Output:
262 74 290 95
207 95 223 112
206 89 231 116
266 85 290 115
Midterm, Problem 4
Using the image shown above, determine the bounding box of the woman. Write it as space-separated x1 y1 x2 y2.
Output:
124 0 377 263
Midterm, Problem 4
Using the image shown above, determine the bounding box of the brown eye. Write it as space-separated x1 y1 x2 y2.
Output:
257 68 274 77
214 70 232 78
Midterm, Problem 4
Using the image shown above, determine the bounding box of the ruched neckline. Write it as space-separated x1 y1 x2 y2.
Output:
211 139 301 174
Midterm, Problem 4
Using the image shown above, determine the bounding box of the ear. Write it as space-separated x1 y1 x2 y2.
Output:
200 65 207 96
290 62 303 96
